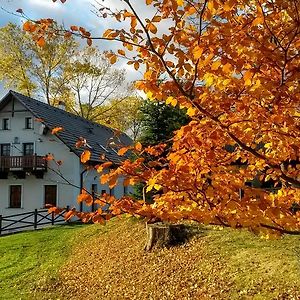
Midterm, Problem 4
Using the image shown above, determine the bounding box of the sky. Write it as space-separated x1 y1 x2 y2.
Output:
0 0 148 98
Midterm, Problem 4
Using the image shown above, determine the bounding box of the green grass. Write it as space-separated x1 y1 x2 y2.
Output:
197 226 300 299
0 224 86 300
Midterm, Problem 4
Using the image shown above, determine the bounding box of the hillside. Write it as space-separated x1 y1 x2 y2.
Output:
1 218 300 299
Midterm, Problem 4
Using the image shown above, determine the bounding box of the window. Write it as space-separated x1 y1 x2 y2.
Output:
91 184 98 212
9 185 22 208
101 189 107 196
25 117 33 129
0 144 10 156
91 184 98 197
44 185 57 207
23 143 34 156
109 188 114 196
124 185 128 196
2 118 9 130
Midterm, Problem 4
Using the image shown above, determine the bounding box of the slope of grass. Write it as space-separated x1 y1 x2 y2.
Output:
43 218 300 300
1 219 300 299
0 224 86 300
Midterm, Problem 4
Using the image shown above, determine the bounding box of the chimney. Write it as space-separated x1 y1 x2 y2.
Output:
58 100 66 111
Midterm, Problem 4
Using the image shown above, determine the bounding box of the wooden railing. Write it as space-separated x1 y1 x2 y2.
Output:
0 208 69 235
0 155 47 170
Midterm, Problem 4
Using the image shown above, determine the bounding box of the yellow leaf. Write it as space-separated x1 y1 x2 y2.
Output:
166 96 174 105
177 0 184 5
245 79 252 86
170 97 178 107
211 60 221 70
193 45 203 60
187 107 197 117
207 1 215 12
204 73 214 87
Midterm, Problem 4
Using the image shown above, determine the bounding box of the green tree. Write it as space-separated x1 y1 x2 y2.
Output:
139 100 189 146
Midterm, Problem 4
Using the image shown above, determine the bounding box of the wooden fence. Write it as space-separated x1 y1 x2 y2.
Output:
0 207 69 235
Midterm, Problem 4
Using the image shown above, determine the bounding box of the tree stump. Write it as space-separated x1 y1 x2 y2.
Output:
144 222 187 251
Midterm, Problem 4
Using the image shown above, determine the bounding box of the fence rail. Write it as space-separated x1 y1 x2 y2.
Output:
0 207 69 235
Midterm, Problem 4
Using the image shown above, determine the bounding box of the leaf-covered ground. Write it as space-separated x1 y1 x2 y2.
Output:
38 217 300 300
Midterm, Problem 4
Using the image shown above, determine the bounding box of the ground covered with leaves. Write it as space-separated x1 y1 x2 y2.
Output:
36 217 300 300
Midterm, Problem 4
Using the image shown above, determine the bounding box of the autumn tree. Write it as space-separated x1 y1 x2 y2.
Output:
0 22 77 104
65 46 131 121
98 96 143 141
24 0 300 236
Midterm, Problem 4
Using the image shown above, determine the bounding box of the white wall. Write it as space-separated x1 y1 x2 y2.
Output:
0 99 81 216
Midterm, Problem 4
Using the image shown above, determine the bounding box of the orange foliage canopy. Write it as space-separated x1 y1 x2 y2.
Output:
26 0 300 236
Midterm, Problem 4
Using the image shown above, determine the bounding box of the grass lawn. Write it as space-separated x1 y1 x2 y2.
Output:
0 224 86 300
1 218 300 299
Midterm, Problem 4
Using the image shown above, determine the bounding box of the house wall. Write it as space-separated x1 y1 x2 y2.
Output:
0 98 133 217
0 100 81 216
80 166 132 212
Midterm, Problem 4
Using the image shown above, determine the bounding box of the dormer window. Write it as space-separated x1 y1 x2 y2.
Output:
25 117 33 129
2 118 10 130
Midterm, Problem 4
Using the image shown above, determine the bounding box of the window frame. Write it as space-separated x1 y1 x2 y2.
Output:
44 185 58 208
2 118 10 130
25 117 33 129
9 185 23 208
0 143 11 156
23 143 34 156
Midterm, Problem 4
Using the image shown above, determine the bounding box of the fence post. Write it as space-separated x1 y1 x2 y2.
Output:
66 206 70 223
34 209 38 230
0 215 2 235
51 211 55 225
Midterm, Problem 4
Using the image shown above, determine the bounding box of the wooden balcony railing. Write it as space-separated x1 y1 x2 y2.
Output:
0 155 47 171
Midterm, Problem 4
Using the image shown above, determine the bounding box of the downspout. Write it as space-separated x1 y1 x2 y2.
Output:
80 167 88 212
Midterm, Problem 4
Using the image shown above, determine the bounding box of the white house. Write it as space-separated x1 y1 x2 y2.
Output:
0 90 132 217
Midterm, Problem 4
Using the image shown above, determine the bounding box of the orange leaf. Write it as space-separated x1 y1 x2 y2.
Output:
51 127 63 134
37 36 46 47
77 192 93 206
110 55 117 64
23 21 32 32
81 150 91 163
118 147 129 156
87 38 92 46
135 142 142 152
118 49 125 56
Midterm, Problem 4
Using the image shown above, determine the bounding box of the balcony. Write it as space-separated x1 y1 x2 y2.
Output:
0 155 47 171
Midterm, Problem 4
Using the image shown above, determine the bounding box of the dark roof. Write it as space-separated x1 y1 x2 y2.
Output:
0 91 132 164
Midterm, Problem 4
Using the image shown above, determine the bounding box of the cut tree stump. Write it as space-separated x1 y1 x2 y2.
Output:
144 222 187 251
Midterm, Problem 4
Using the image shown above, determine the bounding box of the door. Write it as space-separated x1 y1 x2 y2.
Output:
44 185 57 207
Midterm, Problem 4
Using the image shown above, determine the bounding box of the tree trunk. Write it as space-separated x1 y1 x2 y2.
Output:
144 222 187 251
